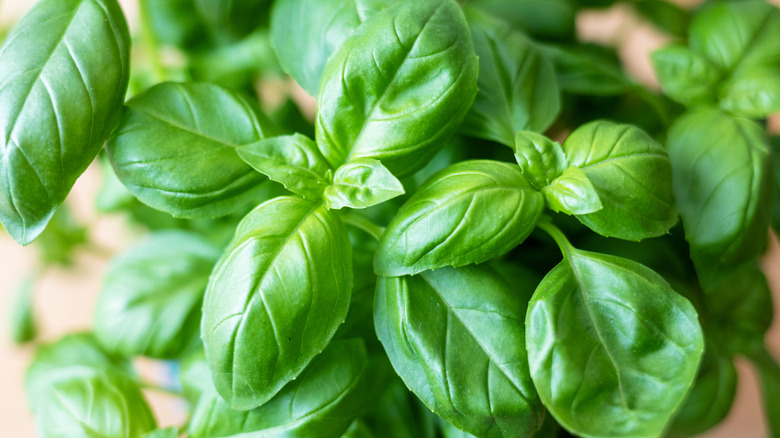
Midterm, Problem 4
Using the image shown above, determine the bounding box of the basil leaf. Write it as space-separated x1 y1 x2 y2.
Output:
361 380 439 438
633 0 690 38
542 166 603 216
375 160 544 277
94 231 221 359
466 0 575 40
541 43 634 96
270 0 398 96
513 131 567 191
459 10 560 147
237 134 332 201
749 347 780 438
650 45 720 106
666 109 772 289
143 428 178 438
439 420 477 438
773 136 780 235
202 196 353 410
376 265 544 438
720 67 780 118
9 274 37 345
525 244 704 438
107 82 276 219
562 120 677 241
195 0 269 42
32 204 87 267
188 339 369 438
0 0 130 245
342 421 375 438
142 0 204 49
316 0 479 176
325 158 405 210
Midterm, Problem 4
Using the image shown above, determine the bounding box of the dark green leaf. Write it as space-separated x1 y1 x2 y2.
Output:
375 160 544 276
651 44 720 106
9 274 37 345
202 196 353 409
195 0 270 43
237 134 331 201
316 0 479 176
542 166 603 215
141 0 205 49
94 231 221 359
772 136 780 235
107 82 276 219
513 131 567 191
0 0 130 245
541 44 634 96
361 380 439 438
748 347 780 438
633 0 691 37
342 420 375 438
375 265 544 438
325 159 405 210
189 29 284 88
465 0 575 40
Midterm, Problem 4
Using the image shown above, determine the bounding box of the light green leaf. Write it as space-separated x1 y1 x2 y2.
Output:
237 134 331 200
9 274 37 345
720 67 780 118
374 160 544 276
0 0 130 245
316 0 479 176
143 427 179 438
513 131 567 191
650 44 720 106
376 265 544 438
324 158 404 210
107 82 276 219
542 166 602 215
202 196 353 410
94 231 221 359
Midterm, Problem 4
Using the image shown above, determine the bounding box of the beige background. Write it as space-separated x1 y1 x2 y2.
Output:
1 0 779 436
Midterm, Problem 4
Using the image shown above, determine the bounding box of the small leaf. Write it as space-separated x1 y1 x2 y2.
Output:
237 133 331 200
542 166 603 215
513 130 567 191
719 67 780 118
651 44 720 106
9 274 37 345
325 158 404 210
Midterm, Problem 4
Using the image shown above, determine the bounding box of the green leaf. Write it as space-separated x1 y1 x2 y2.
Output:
541 43 634 96
270 0 398 96
0 0 130 245
94 231 221 359
342 420 375 438
562 120 677 241
525 242 704 437
202 196 353 410
465 0 575 40
542 166 602 215
513 131 567 191
719 67 780 118
188 339 369 438
633 0 690 38
459 10 560 147
195 0 270 43
374 160 544 277
106 82 276 219
650 44 720 106
315 0 479 176
9 274 37 345
772 136 780 235
666 109 772 289
361 380 439 438
142 0 205 49
31 203 87 267
143 427 179 438
748 347 780 438
325 158 405 210
237 134 331 201
375 265 544 438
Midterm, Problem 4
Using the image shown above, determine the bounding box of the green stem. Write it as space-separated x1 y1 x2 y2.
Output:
341 212 385 241
535 217 573 258
138 0 166 83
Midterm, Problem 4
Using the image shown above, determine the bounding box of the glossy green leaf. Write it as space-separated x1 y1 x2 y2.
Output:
325 159 405 210
650 45 720 106
525 239 704 437
315 0 479 176
541 44 634 96
143 428 178 438
188 339 369 438
94 231 221 359
237 134 331 200
542 166 602 216
666 109 772 289
465 0 575 40
0 0 130 245
270 0 398 96
513 131 567 191
720 67 780 118
439 418 477 438
9 274 37 345
106 82 276 219
374 160 544 276
376 265 544 438
460 10 560 147
202 196 353 410
562 120 677 241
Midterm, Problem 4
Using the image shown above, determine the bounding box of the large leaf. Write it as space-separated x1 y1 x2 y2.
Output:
374 160 544 276
0 0 130 245
315 0 479 176
107 82 276 219
202 196 353 410
525 240 704 437
375 265 544 438
94 231 221 359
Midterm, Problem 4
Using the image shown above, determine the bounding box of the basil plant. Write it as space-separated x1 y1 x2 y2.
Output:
4 0 779 437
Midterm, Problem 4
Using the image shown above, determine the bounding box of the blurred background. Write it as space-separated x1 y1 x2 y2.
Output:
0 0 779 436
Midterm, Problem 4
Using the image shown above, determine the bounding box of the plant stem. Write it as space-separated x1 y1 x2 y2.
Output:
341 212 385 241
138 0 166 82
535 217 573 259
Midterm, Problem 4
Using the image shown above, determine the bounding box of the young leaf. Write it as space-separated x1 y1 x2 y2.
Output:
375 266 544 438
202 196 353 410
650 45 720 106
542 166 603 216
719 67 780 118
315 0 479 176
525 233 704 438
374 160 544 277
94 231 221 359
9 274 37 345
324 158 405 210
513 131 567 191
666 109 772 289
0 0 130 245
459 10 560 147
562 120 677 241
237 134 332 200
106 82 276 219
